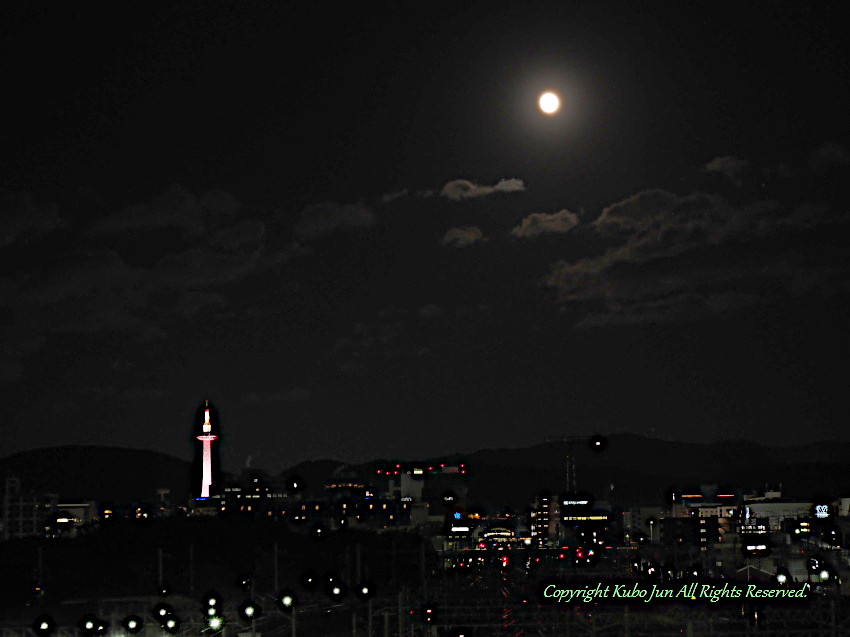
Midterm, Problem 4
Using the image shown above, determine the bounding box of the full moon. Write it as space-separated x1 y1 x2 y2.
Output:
538 91 560 115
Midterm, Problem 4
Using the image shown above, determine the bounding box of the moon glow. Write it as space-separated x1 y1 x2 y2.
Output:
538 91 560 115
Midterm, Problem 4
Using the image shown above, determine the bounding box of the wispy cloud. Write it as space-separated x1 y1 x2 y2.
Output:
439 226 486 248
292 202 376 240
511 209 579 238
440 178 525 201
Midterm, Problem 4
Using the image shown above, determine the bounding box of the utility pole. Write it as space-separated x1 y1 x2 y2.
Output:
249 577 256 637
37 544 43 589
189 544 194 597
420 542 427 599
397 590 404 637
355 543 362 583
345 545 352 584
274 542 279 592
391 540 397 588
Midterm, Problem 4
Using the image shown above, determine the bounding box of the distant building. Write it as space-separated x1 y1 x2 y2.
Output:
1 477 58 541
47 500 98 538
530 492 552 547
742 500 812 531
220 469 289 518
622 506 663 542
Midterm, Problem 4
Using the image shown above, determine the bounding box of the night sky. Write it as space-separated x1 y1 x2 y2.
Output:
2 1 849 472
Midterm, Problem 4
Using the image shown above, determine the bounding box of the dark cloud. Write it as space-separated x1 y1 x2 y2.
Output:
0 185 282 383
810 141 850 171
292 202 376 240
704 156 751 185
511 209 579 238
198 189 243 219
379 189 408 203
439 226 486 248
89 185 205 236
547 185 850 327
21 250 134 304
172 291 228 318
153 245 264 289
439 177 525 201
573 290 766 328
45 291 164 338
592 189 687 236
0 333 46 382
334 307 422 374
211 219 266 250
0 192 63 248
417 304 444 319
0 362 23 382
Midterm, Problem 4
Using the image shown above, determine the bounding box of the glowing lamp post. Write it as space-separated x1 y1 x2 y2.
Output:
196 402 219 498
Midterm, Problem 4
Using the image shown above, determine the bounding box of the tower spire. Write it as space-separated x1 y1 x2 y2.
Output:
195 400 219 499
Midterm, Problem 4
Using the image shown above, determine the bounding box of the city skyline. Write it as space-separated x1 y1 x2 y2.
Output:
2 2 849 472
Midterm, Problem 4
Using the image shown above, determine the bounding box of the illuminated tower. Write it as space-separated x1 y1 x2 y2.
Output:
192 400 222 500
197 403 218 497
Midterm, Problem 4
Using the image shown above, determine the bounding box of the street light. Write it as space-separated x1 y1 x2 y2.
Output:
77 615 107 636
202 590 223 608
355 581 376 601
276 589 298 612
152 602 174 621
161 615 181 634
300 570 319 589
774 566 790 586
238 600 262 623
32 614 55 636
647 518 657 543
326 581 348 602
205 614 225 632
121 615 144 634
